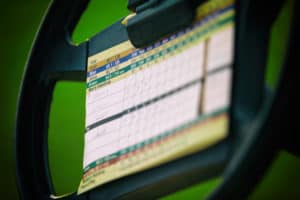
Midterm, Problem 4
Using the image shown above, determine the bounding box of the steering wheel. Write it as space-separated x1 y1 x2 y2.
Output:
15 0 300 199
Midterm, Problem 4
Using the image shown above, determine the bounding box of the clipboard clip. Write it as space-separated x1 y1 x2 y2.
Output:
124 0 201 48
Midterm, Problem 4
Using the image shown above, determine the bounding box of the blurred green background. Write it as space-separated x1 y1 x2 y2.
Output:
0 0 299 199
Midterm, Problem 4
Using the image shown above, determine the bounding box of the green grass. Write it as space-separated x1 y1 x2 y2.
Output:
0 0 299 199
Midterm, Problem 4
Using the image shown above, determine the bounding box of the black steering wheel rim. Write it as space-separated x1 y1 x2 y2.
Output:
15 0 89 198
15 0 299 199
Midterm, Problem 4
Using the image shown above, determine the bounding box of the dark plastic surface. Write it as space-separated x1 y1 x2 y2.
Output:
125 0 195 48
127 0 148 11
15 0 89 199
15 0 299 199
210 0 299 199
89 20 128 56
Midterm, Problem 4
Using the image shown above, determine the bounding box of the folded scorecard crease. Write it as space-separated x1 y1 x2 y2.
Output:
78 0 235 194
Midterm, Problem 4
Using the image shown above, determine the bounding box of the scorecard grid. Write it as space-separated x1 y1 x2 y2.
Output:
84 29 233 169
78 1 234 194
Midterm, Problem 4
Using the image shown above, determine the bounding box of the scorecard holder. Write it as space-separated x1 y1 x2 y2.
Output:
15 0 300 199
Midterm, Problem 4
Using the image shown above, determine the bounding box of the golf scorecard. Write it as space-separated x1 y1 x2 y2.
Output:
79 0 234 194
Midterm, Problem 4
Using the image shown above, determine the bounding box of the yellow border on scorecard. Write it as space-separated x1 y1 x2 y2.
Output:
78 114 228 194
